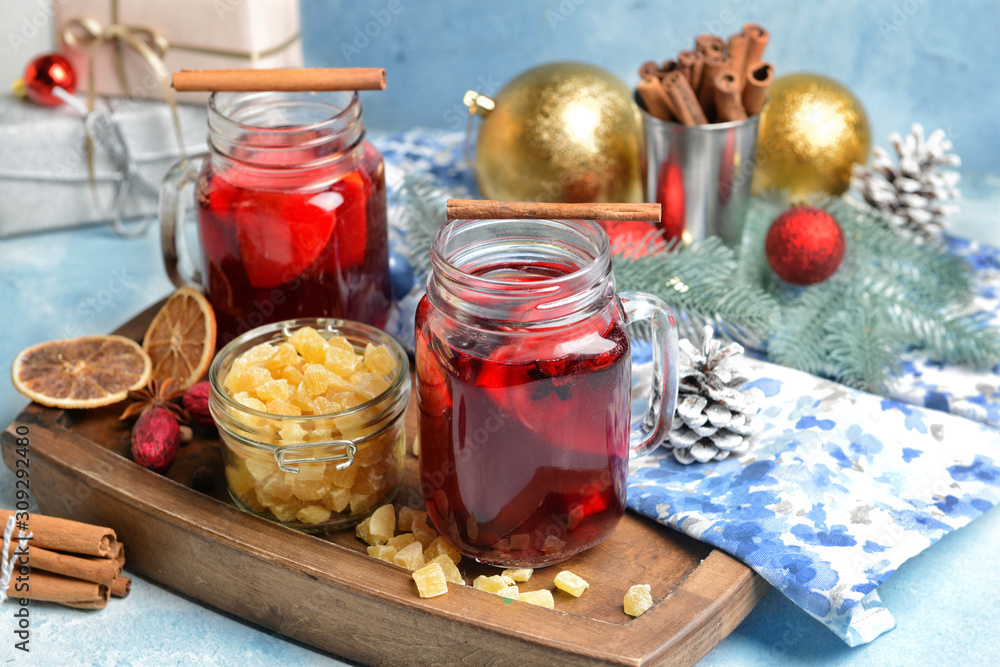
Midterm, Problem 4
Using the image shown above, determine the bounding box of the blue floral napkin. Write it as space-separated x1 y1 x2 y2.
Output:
374 129 1000 645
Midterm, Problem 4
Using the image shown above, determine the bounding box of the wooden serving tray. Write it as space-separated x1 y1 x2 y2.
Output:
2 302 768 666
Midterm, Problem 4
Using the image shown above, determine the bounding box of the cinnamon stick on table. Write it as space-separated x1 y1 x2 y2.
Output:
742 62 774 115
446 200 662 222
5 541 122 586
714 72 748 122
663 71 708 126
7 570 109 609
0 510 116 558
172 67 387 92
110 576 131 598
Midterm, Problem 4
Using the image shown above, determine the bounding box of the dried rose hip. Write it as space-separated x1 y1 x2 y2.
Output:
131 407 181 473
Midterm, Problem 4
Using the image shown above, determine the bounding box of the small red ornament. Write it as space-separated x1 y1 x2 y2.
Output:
765 205 846 285
22 54 77 106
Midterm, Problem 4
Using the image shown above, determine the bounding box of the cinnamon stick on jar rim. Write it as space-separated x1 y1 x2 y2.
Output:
446 200 662 222
742 62 774 115
172 67 387 92
714 72 748 122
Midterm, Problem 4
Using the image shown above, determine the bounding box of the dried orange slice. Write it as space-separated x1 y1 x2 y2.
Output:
143 287 217 390
11 335 152 409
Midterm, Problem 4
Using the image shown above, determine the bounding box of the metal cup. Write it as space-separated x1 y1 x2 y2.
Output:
640 108 759 246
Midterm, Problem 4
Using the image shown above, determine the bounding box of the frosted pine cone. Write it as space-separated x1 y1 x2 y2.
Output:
667 326 764 464
851 123 961 243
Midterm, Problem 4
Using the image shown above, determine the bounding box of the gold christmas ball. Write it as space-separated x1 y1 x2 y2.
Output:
471 62 643 203
753 73 871 199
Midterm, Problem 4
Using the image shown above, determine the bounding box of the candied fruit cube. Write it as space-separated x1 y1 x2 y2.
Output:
472 575 507 594
311 396 337 415
424 537 461 565
355 439 389 467
428 554 464 585
624 584 653 617
292 477 331 502
289 383 314 413
265 343 299 372
268 498 302 522
553 571 589 598
367 545 397 563
398 507 427 532
245 457 277 481
364 343 397 377
350 492 378 515
350 372 390 400
324 346 359 378
296 504 332 525
267 398 301 417
327 335 354 352
412 562 448 598
520 590 554 609
328 463 359 488
280 365 304 387
393 541 426 571
542 535 566 554
322 487 350 513
510 534 531 550
411 517 437 549
368 504 395 543
355 516 379 545
303 364 332 396
352 465 387 495
257 378 292 403
288 326 324 354
242 342 277 365
412 432 421 457
325 373 355 394
232 390 267 412
497 585 520 599
260 473 294 503
226 365 271 395
294 462 325 481
333 411 367 435
226 463 255 497
387 533 416 550
278 422 308 443
502 568 533 583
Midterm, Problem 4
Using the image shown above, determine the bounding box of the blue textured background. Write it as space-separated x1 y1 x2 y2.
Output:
300 0 999 173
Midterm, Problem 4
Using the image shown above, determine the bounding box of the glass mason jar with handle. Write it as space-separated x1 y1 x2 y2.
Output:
160 90 392 348
415 214 679 568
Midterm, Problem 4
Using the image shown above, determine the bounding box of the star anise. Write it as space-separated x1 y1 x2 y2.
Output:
119 376 189 422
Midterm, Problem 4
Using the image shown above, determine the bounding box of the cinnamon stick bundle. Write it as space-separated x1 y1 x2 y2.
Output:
743 23 770 68
677 50 704 93
697 54 728 122
7 571 109 609
637 76 676 121
446 200 662 222
110 576 131 598
695 34 725 57
638 60 663 80
0 510 115 557
726 33 749 88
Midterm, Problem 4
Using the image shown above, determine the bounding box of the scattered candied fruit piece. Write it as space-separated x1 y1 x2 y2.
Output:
412 562 448 598
367 545 397 563
368 504 395 543
398 507 427 532
295 504 332 525
428 554 464 585
355 516 379 546
624 584 653 617
387 533 416 550
363 342 397 377
411 517 437 549
393 541 426 571
520 590 554 609
424 536 461 565
553 571 589 598
502 568 533 583
472 575 507 594
497 585 520 600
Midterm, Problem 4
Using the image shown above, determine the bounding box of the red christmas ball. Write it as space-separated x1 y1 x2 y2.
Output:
23 54 77 106
765 205 845 285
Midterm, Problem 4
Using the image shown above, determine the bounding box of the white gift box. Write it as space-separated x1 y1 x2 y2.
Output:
57 0 303 104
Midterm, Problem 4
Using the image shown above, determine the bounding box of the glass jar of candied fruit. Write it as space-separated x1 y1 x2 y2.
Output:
209 318 409 533
416 217 679 567
161 91 391 347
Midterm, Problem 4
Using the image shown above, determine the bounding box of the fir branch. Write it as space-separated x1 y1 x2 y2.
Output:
823 288 900 394
766 281 845 377
613 236 778 344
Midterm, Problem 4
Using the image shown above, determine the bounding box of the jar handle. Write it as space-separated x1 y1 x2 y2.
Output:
620 291 679 458
159 153 207 289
